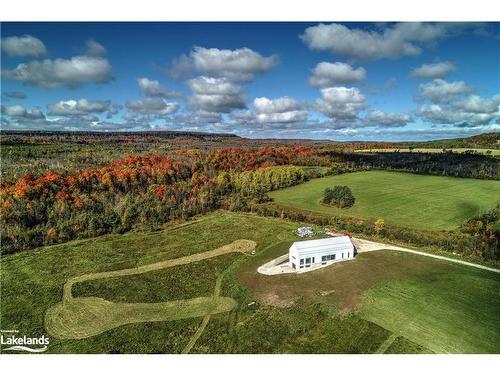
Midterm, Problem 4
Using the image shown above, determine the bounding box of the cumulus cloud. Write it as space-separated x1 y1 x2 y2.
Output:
1 104 45 119
418 79 475 103
137 77 180 98
83 39 107 57
106 104 123 119
47 99 111 116
229 109 255 124
316 87 367 120
412 61 455 79
309 62 366 88
170 47 277 81
1 35 47 57
418 93 500 126
454 94 500 114
300 23 462 61
187 76 245 113
2 55 113 88
126 98 179 116
253 97 308 123
364 110 412 127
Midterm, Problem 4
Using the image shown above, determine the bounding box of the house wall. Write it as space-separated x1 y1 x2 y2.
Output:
290 242 354 271
289 244 299 270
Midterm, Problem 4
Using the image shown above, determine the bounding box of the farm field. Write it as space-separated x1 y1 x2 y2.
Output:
268 171 500 230
1 211 499 353
355 148 500 156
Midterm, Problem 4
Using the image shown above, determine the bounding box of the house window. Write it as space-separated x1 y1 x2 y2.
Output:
305 257 311 264
347 252 350 258
323 254 337 261
342 253 344 259
300 259 304 265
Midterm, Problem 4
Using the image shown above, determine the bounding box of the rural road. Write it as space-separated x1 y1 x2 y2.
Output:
353 237 500 274
258 237 500 275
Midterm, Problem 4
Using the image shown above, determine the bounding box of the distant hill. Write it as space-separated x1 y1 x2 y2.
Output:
402 132 500 149
1 130 498 149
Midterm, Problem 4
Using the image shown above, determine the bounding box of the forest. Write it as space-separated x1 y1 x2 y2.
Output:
1 131 499 261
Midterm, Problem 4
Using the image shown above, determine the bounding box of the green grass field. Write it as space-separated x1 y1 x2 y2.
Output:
361 268 500 353
1 211 499 353
268 171 500 230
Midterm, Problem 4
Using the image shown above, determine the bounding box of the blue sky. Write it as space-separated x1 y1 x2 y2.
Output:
1 22 499 140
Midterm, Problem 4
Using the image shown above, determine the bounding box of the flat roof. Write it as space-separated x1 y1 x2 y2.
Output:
291 236 353 253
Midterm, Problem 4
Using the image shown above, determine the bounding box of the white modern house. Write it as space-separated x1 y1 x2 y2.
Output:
289 236 355 271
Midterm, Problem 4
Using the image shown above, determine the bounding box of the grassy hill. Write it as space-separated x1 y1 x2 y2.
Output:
268 171 500 230
1 211 499 353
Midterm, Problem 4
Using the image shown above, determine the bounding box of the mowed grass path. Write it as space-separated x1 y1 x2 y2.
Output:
45 240 256 340
2 211 499 353
269 171 500 230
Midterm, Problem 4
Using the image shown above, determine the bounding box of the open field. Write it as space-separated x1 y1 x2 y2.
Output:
45 296 237 340
361 270 500 353
1 211 499 353
355 148 500 156
45 240 255 340
268 171 500 230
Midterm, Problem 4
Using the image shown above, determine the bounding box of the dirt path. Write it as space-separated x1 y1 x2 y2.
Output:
353 237 500 274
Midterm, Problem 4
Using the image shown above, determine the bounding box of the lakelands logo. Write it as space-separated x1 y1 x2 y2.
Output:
0 330 49 353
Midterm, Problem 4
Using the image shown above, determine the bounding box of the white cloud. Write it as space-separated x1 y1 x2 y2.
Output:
137 77 179 98
253 97 307 124
364 110 412 127
418 93 500 126
126 98 178 116
106 104 123 119
418 79 475 103
229 109 254 123
171 46 277 81
1 35 47 57
84 39 107 57
1 104 45 119
309 62 366 88
316 87 367 120
412 61 455 79
254 97 301 114
300 23 458 61
187 76 245 113
47 99 111 116
2 55 113 88
454 94 500 114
